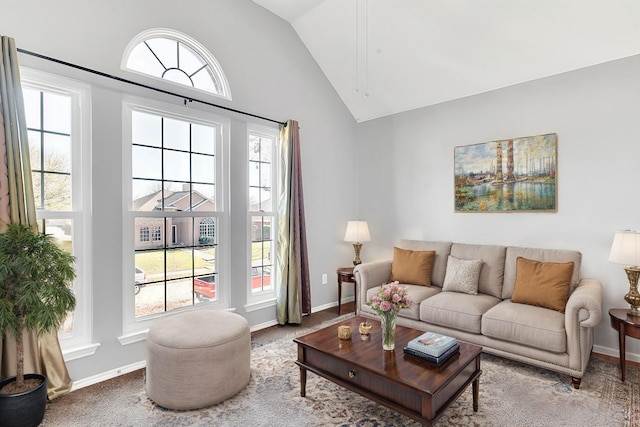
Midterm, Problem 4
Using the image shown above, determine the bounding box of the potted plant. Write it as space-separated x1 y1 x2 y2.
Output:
0 223 76 427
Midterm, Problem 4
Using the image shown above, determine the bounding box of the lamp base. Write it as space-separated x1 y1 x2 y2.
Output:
352 242 363 266
623 266 640 316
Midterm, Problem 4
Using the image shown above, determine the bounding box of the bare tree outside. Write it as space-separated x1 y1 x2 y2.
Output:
31 147 71 211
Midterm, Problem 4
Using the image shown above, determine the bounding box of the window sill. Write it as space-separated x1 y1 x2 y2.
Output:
118 330 149 346
62 342 101 362
244 297 276 313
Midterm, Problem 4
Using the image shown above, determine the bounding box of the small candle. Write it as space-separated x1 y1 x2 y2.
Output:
338 325 352 340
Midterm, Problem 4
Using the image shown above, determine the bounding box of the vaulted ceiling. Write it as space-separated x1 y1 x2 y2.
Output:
253 0 640 122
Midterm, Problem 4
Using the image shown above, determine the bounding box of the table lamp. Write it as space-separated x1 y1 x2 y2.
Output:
609 230 640 316
344 221 371 265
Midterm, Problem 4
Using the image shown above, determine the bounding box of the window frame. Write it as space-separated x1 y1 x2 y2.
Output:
245 124 278 310
121 96 230 339
20 68 96 359
121 28 232 101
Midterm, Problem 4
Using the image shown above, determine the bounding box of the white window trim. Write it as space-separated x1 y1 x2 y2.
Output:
20 68 95 357
245 124 278 310
121 28 232 101
121 95 230 338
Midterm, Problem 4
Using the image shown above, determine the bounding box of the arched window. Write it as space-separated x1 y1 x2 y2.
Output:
199 217 215 242
122 28 231 100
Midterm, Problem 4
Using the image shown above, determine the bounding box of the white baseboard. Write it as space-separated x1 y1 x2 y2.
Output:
593 344 640 363
71 360 146 392
249 300 347 331
312 301 337 312
250 318 278 332
68 299 356 392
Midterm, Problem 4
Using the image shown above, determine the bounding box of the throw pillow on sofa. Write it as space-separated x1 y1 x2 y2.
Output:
388 247 435 286
441 255 482 295
511 257 574 313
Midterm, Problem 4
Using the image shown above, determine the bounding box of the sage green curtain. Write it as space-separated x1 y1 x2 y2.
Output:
0 35 72 400
276 120 310 324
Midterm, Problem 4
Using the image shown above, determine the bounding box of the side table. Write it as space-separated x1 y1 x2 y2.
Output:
609 308 640 382
337 267 356 315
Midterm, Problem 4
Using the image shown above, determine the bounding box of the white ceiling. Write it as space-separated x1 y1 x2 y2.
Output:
253 0 640 122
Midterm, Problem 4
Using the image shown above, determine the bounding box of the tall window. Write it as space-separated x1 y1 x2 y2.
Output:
129 104 224 318
122 28 231 100
21 69 92 353
248 128 276 300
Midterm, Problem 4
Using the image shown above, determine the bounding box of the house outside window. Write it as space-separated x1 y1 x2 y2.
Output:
199 217 215 244
139 226 150 242
152 226 162 241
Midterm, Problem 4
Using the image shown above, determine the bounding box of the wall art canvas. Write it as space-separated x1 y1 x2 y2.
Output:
454 133 557 212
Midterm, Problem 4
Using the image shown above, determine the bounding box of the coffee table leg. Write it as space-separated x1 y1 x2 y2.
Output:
299 366 307 397
472 377 479 412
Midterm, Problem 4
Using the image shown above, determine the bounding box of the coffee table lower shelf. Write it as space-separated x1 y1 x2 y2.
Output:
294 316 482 426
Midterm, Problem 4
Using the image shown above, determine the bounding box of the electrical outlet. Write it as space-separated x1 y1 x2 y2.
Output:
322 273 328 284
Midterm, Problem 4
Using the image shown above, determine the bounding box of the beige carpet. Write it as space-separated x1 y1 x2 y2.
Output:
40 312 639 426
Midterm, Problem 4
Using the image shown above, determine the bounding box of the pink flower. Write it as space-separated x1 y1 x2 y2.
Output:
380 301 393 312
366 281 412 316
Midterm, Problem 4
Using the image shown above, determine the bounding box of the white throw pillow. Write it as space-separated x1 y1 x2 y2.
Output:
442 255 483 295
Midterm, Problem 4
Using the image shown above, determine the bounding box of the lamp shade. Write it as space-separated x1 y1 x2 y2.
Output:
344 221 371 242
609 230 640 266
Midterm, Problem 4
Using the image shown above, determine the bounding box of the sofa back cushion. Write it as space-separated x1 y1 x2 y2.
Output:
502 246 582 299
398 240 452 287
450 243 506 299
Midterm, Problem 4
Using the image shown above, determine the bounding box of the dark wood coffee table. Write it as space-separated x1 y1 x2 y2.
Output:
294 316 482 426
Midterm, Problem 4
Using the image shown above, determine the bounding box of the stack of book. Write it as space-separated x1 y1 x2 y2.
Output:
403 331 459 365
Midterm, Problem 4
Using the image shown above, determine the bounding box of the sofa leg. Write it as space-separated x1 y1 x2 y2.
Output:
571 377 581 389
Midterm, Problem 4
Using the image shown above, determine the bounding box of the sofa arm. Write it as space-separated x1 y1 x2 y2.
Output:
354 260 392 311
565 278 603 328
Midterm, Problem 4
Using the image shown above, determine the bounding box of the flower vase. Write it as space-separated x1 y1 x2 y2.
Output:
380 312 397 351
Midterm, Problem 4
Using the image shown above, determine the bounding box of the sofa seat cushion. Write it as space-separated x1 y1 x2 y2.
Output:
420 292 500 334
482 300 566 353
366 284 440 320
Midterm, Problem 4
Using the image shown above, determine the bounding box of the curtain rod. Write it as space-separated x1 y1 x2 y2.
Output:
17 48 287 127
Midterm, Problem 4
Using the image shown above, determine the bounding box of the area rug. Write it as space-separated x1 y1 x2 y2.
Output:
41 318 639 426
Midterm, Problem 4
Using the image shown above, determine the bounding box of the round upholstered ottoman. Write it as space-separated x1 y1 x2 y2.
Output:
146 310 250 410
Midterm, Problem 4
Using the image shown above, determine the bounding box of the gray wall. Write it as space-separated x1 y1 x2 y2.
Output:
0 0 359 383
357 54 640 360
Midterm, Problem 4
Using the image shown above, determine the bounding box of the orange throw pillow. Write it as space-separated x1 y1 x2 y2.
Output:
388 247 435 286
511 257 574 313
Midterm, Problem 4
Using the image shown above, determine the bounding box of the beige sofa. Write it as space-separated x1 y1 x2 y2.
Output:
354 240 603 389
